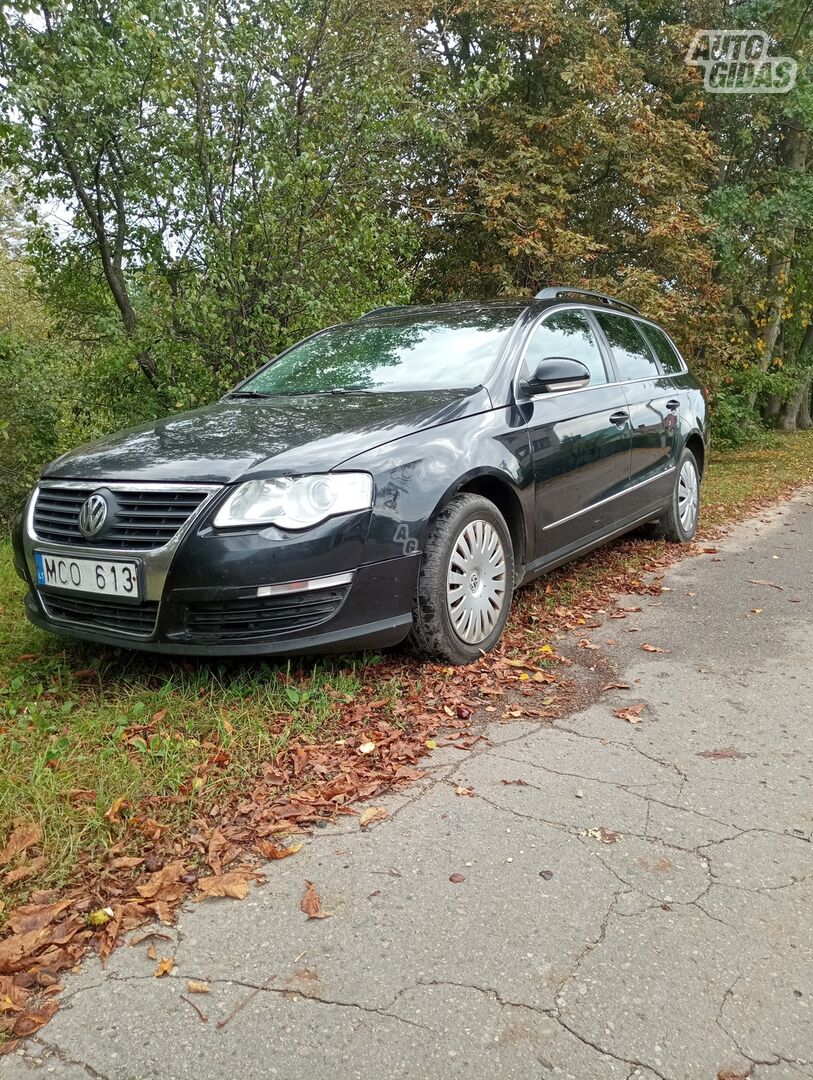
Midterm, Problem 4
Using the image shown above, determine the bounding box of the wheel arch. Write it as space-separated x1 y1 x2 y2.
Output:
684 431 706 477
427 470 529 576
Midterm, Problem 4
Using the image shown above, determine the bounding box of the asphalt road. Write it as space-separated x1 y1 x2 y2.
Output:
6 492 812 1080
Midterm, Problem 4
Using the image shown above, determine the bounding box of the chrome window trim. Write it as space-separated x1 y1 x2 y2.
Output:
512 302 688 402
542 466 676 532
24 480 222 607
513 304 611 398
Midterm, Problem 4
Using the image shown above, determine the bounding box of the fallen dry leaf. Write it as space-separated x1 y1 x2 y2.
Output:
147 945 157 961
357 741 376 755
136 860 187 901
358 807 389 829
531 670 556 683
187 979 211 994
197 870 258 900
454 785 475 797
613 703 646 724
12 1000 58 1037
500 778 529 786
449 873 465 884
154 957 175 978
3 855 47 885
103 797 129 824
641 644 666 653
300 881 332 919
256 839 302 859
0 823 42 867
748 579 783 590
601 682 631 692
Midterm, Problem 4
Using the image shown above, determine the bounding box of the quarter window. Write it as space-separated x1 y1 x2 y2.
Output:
639 324 685 375
594 312 661 381
524 310 607 386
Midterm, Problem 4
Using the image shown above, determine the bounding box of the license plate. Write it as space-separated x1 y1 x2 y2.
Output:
34 552 141 601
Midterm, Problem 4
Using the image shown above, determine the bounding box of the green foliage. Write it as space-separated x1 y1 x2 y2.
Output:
0 0 812 522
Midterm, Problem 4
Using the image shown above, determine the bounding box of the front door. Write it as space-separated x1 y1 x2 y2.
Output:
519 308 632 560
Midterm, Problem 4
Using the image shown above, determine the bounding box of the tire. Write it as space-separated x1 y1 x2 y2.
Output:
410 493 515 665
654 447 701 543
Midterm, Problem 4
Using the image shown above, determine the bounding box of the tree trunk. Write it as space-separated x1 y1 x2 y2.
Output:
796 324 813 431
778 324 813 430
763 394 783 424
799 373 813 430
778 378 805 431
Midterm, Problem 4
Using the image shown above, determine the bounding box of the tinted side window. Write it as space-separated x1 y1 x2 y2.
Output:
594 312 661 381
640 324 684 375
524 310 607 386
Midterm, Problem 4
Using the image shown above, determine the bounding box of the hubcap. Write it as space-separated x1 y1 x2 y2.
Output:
677 459 699 532
446 519 507 645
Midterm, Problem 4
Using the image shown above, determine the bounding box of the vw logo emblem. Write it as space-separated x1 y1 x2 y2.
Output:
78 492 109 538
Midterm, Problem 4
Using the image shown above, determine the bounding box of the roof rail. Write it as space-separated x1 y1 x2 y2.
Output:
358 304 418 320
534 286 641 316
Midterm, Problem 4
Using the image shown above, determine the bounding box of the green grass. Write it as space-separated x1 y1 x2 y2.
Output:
0 550 391 907
702 430 813 527
2 430 813 912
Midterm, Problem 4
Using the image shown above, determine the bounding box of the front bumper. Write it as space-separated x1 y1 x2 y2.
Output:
21 559 416 656
13 486 419 657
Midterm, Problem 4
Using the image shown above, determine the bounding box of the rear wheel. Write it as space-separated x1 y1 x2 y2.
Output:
410 493 514 664
655 447 701 542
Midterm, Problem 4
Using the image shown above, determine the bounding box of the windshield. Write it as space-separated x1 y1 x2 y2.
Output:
237 310 517 395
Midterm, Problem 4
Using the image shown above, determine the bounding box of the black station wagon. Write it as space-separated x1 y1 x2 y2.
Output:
12 287 708 665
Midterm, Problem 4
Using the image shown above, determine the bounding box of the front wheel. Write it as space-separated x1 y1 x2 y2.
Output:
410 493 514 664
655 447 701 542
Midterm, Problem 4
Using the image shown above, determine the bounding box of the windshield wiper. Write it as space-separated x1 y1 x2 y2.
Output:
268 388 378 397
230 388 378 399
313 388 377 396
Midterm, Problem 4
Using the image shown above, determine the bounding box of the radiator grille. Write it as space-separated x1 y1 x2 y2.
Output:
33 486 210 551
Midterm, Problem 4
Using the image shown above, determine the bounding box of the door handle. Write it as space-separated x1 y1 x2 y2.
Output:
609 411 629 426
666 399 680 410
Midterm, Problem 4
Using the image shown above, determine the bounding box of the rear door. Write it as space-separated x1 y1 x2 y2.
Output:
519 307 632 560
591 312 681 515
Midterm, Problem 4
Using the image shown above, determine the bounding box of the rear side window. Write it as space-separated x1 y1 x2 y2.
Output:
594 312 661 381
524 309 607 385
639 323 685 375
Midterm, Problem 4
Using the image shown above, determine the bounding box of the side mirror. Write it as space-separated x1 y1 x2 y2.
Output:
521 356 591 396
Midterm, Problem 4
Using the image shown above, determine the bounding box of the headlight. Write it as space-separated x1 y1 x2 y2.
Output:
213 473 373 530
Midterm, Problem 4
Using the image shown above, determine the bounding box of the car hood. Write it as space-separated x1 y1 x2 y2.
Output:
43 388 492 484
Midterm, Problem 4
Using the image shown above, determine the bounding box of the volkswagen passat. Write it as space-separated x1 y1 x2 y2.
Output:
12 288 708 665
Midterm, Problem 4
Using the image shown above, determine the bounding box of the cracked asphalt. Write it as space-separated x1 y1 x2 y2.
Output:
5 492 812 1080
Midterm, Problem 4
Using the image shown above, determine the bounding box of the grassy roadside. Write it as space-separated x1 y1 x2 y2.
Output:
2 430 813 918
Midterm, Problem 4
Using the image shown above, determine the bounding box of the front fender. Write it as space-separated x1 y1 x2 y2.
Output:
342 407 534 564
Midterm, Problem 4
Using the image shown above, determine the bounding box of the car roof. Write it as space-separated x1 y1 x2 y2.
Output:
355 300 533 324
355 294 643 326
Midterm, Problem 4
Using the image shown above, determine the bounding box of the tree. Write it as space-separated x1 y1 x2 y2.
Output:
0 0 436 399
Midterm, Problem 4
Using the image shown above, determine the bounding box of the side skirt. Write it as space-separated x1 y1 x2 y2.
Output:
517 498 668 587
